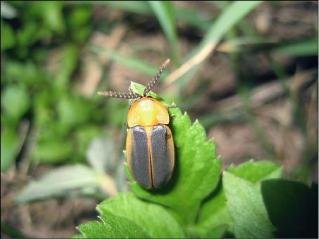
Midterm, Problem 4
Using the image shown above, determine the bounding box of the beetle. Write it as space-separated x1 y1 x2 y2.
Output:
98 59 174 189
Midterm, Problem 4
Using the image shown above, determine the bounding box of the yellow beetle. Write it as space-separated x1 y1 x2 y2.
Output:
98 59 174 189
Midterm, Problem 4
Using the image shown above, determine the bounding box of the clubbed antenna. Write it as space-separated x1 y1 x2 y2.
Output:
97 90 139 99
143 59 170 96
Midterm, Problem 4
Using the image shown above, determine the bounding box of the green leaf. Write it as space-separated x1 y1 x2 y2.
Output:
197 161 281 236
129 81 162 99
78 216 149 238
15 165 101 203
67 6 92 28
67 6 92 43
195 185 231 237
16 21 39 48
1 127 19 172
131 107 221 224
227 160 282 183
32 140 73 163
78 193 184 238
223 172 274 239
149 1 179 62
2 85 30 123
261 179 318 238
186 222 228 238
4 60 41 85
99 193 184 237
33 91 56 128
1 21 16 50
54 44 79 89
37 2 64 33
129 81 146 96
57 96 91 131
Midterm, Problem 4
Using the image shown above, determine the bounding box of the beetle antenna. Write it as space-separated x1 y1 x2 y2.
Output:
97 90 139 99
143 59 170 96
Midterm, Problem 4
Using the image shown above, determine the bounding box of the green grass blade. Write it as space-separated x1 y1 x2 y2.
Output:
102 1 150 15
149 1 180 63
272 38 318 56
166 1 262 86
90 45 158 76
201 1 262 46
101 1 210 32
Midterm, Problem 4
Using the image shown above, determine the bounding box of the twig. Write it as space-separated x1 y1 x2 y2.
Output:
165 41 218 85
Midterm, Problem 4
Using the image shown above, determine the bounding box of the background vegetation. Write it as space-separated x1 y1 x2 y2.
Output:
1 1 317 238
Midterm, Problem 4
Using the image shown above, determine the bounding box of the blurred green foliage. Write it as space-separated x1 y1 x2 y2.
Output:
1 2 128 170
